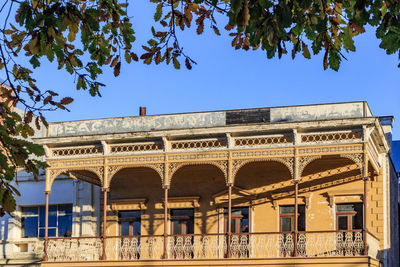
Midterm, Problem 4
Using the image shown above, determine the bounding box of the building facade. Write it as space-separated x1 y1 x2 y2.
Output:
1 102 399 266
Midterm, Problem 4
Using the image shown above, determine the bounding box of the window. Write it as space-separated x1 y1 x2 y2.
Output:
170 209 194 235
21 204 72 238
279 205 305 232
336 203 363 230
119 210 141 236
224 207 249 233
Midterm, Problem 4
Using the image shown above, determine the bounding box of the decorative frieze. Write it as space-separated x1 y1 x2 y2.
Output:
109 142 162 154
300 131 362 144
170 139 226 150
232 157 294 180
234 135 292 147
298 144 363 155
51 145 102 157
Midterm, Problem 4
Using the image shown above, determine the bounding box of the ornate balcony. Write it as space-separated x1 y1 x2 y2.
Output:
45 230 379 262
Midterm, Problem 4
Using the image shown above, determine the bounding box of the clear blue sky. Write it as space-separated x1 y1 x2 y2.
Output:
7 2 400 139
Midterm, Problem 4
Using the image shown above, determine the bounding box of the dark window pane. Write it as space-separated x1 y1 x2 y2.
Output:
23 217 38 237
240 218 249 233
281 217 292 232
58 215 72 237
280 206 295 214
39 228 56 237
298 205 306 231
133 221 141 236
170 209 194 217
121 221 130 236
120 211 141 219
40 206 57 227
353 213 363 230
172 220 181 235
58 204 72 215
186 220 194 234
338 216 348 230
22 207 38 216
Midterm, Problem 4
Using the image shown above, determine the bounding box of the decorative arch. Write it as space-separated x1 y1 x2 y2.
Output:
46 167 103 192
232 157 294 184
167 161 228 185
298 153 363 179
106 164 164 188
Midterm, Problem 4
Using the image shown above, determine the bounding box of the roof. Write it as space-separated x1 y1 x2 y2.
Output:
44 101 373 138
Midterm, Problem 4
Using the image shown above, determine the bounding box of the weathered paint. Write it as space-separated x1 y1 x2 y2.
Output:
46 102 371 138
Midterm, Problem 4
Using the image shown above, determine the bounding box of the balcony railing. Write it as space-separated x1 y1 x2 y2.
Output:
45 230 373 262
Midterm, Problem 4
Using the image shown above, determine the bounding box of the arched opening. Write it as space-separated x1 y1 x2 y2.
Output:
299 155 363 231
109 167 163 236
169 164 226 234
234 161 293 233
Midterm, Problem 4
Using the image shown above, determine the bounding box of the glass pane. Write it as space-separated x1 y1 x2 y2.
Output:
39 228 56 237
352 214 363 229
170 209 193 217
337 204 356 212
39 206 57 227
280 206 295 214
23 217 38 237
240 218 249 233
121 221 130 236
338 216 348 230
298 205 306 231
58 215 72 237
281 217 292 232
58 204 72 215
172 220 181 235
120 211 141 219
186 219 194 234
133 221 141 236
22 207 38 216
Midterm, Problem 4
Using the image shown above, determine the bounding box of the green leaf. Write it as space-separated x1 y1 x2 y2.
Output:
154 3 163 21
343 27 355 52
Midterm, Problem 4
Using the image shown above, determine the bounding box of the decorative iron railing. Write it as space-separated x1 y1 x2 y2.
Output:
45 230 372 262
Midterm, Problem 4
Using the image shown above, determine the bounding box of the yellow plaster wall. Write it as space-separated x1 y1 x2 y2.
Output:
105 157 384 253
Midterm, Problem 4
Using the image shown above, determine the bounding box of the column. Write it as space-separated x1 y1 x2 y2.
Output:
227 183 233 258
102 188 109 260
44 191 50 261
163 186 169 259
363 176 368 255
294 180 299 257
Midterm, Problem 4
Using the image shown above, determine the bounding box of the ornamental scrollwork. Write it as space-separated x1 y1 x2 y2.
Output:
167 161 228 185
298 156 322 178
106 163 164 188
339 153 364 173
231 157 294 182
47 166 104 191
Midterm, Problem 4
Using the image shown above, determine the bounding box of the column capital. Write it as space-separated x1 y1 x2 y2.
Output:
44 190 51 195
162 185 170 190
102 187 110 192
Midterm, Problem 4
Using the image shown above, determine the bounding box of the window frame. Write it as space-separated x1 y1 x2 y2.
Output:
279 205 306 233
21 204 73 238
118 210 141 237
336 203 363 231
170 208 194 235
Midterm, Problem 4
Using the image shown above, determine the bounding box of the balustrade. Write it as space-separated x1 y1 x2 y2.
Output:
45 230 370 262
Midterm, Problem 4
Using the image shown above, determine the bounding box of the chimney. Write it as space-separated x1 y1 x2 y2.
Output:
139 107 147 116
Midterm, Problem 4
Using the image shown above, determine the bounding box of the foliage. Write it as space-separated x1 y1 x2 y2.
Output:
0 0 397 214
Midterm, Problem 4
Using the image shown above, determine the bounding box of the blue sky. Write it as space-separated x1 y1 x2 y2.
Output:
5 2 400 139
